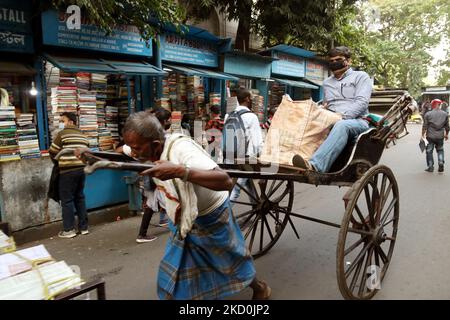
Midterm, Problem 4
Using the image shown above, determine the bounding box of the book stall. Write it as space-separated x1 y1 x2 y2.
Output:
45 62 135 151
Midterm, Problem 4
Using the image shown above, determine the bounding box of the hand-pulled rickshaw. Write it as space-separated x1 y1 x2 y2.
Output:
65 90 416 300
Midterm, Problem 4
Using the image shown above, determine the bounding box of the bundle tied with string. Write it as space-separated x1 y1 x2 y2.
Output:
260 95 342 166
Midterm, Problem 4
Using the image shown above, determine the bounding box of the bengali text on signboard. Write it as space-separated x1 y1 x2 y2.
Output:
0 0 34 53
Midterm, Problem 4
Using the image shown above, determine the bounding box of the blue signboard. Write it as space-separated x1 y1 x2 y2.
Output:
41 10 152 57
272 51 305 78
160 33 218 67
224 55 272 79
0 0 34 53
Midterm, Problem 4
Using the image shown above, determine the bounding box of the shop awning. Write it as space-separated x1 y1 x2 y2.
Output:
44 54 166 76
0 62 36 75
163 64 239 81
155 23 232 53
304 78 323 86
102 60 166 76
259 45 316 59
273 78 319 90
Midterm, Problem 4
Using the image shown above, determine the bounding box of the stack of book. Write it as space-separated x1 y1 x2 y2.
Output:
50 84 78 141
78 90 98 149
91 74 108 146
269 82 286 109
162 79 170 98
250 90 265 123
98 128 114 151
0 106 20 162
90 73 107 99
168 73 177 110
76 72 90 91
105 105 119 143
187 75 204 112
0 237 84 300
117 101 130 135
96 100 106 129
59 72 77 87
171 111 182 133
45 63 60 136
177 74 187 113
106 84 117 100
16 113 40 159
51 86 78 114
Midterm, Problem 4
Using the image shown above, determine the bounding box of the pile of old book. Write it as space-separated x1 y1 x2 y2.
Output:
0 230 84 300
0 105 20 162
16 113 40 159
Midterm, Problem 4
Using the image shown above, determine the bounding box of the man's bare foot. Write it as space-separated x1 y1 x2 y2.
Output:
251 279 271 300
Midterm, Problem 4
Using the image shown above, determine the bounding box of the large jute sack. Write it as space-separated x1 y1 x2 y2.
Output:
260 95 342 165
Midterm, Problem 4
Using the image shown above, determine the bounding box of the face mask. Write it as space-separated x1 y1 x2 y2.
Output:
58 123 65 129
329 59 347 71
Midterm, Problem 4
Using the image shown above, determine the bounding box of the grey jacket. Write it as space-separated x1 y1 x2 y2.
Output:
423 108 449 140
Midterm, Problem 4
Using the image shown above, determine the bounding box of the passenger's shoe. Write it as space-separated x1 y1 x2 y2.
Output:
292 154 314 170
438 164 444 172
80 229 89 235
58 230 77 239
136 235 157 243
425 167 434 172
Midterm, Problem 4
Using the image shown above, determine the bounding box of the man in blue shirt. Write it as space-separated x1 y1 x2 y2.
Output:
294 46 373 173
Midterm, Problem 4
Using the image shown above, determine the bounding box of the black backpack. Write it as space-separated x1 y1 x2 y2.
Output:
222 109 251 163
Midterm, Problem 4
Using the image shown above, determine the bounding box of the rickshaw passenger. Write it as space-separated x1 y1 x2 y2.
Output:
294 46 373 173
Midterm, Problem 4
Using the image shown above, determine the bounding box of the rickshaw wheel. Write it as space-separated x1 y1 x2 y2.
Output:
336 165 399 300
231 179 294 258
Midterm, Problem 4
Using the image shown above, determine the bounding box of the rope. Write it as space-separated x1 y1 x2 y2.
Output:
9 251 83 300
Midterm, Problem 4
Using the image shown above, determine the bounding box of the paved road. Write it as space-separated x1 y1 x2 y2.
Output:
19 124 450 299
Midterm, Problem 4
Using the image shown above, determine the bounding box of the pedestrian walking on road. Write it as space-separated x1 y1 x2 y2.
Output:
115 107 171 243
422 99 449 172
122 111 271 300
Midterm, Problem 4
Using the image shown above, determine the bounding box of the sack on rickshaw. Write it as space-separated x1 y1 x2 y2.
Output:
260 95 342 166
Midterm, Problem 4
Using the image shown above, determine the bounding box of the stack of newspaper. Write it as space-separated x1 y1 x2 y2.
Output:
0 231 84 300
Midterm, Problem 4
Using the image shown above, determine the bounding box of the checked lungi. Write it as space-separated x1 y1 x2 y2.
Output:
157 199 256 300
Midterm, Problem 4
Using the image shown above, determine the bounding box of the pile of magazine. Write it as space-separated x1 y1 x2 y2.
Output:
0 230 84 300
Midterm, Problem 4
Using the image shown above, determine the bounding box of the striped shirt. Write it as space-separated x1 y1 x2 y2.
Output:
49 125 89 172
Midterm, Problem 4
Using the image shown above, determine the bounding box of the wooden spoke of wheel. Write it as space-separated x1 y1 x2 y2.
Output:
231 200 256 207
337 165 399 300
235 180 294 258
235 181 259 203
344 235 368 257
235 208 258 220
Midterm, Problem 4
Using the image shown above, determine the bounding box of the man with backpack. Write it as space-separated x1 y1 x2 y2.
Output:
223 89 263 205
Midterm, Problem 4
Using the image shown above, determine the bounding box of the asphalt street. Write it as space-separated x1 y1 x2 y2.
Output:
19 123 450 299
